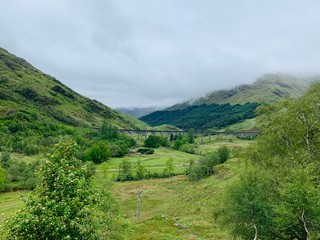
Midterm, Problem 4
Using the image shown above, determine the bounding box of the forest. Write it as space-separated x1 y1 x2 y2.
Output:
140 102 259 130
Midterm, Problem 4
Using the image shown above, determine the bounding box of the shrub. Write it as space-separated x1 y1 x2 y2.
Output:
217 145 230 164
137 148 154 154
144 135 169 148
84 141 111 163
2 139 101 239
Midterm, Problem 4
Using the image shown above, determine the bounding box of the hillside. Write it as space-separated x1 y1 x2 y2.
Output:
168 73 311 110
140 102 259 130
140 74 312 130
0 47 148 130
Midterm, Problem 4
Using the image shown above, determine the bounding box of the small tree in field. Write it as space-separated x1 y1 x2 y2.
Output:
2 139 99 239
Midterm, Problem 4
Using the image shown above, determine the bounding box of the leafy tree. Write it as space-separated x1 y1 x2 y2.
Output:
84 141 111 163
187 129 195 144
2 139 101 239
117 159 133 181
164 158 174 177
144 135 169 148
222 168 275 239
101 122 119 140
221 83 320 239
135 160 147 180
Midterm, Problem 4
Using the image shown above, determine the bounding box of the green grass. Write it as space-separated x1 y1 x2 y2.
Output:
195 138 253 155
112 157 245 239
0 140 253 239
0 191 25 225
222 118 257 131
98 148 199 175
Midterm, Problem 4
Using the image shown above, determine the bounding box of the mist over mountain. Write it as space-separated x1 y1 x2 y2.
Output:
167 73 312 111
116 106 165 119
140 74 314 130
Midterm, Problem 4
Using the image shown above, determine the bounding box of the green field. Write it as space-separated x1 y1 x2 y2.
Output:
0 191 25 225
100 148 199 175
113 157 244 239
0 139 252 239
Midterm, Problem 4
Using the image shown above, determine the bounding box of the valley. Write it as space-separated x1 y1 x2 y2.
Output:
0 47 320 239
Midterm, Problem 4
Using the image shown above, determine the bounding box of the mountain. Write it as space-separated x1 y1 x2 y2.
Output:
140 74 313 130
168 73 311 110
116 106 164 118
0 47 148 130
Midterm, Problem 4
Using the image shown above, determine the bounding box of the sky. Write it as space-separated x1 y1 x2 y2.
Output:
1 0 320 108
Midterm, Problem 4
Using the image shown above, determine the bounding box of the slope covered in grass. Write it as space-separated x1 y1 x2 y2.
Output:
0 47 148 130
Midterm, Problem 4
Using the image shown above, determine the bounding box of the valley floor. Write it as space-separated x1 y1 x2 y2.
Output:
113 157 244 239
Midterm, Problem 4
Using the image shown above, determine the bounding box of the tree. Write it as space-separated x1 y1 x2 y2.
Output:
135 160 147 180
222 168 275 240
2 139 99 239
221 83 320 239
187 129 195 144
164 158 174 178
144 135 169 148
84 141 111 163
117 159 133 181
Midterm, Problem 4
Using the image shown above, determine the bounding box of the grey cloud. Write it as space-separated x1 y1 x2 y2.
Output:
1 0 320 108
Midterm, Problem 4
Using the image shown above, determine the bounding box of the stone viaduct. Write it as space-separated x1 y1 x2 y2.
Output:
117 129 260 142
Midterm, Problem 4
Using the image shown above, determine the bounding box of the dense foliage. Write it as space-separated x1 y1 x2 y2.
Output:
187 146 230 181
0 152 39 190
144 135 169 148
2 139 124 239
140 102 259 130
221 83 320 239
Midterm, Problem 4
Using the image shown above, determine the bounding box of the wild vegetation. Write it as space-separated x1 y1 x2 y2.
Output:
219 82 320 239
1 47 320 239
140 102 259 130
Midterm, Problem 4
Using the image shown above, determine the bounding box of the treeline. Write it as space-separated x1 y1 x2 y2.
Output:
219 83 320 239
140 102 259 130
0 115 137 191
0 108 135 160
142 131 196 154
115 158 175 182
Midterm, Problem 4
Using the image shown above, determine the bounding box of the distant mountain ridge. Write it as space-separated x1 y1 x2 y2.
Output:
0 47 148 129
140 73 314 130
168 73 311 111
116 106 164 118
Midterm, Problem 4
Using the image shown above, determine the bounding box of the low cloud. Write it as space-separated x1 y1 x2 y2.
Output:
1 0 320 107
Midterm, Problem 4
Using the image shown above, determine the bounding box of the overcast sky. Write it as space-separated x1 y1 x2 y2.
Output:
1 1 320 108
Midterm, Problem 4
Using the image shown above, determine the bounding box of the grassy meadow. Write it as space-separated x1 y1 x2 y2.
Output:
113 157 244 239
0 138 252 239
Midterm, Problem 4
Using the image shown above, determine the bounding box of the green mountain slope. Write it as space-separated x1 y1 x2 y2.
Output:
168 73 310 110
140 102 259 130
140 74 312 131
0 47 148 129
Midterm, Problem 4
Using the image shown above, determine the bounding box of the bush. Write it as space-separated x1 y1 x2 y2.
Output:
0 167 7 192
217 145 230 163
2 139 102 239
84 141 111 163
117 159 133 181
137 148 154 154
144 135 169 148
24 144 40 156
187 154 220 181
